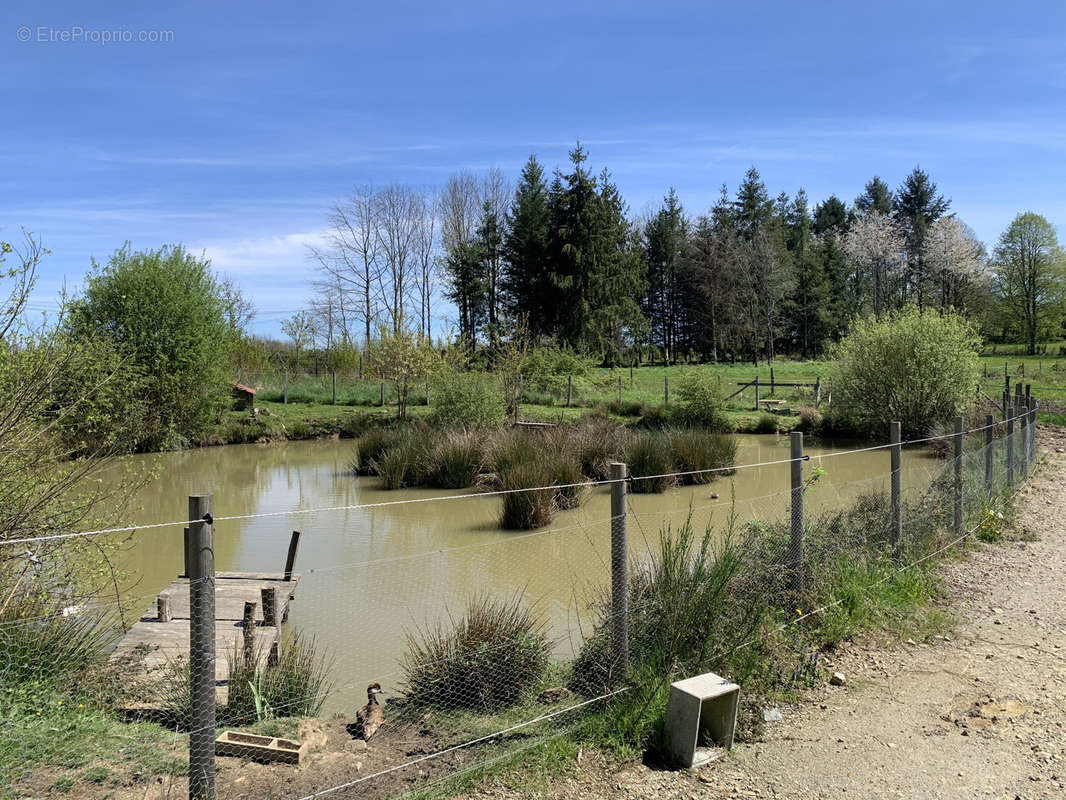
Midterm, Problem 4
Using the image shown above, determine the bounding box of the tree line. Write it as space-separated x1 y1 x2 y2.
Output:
300 145 1066 361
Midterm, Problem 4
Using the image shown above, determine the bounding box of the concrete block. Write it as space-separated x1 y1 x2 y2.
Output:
215 730 307 764
664 671 740 768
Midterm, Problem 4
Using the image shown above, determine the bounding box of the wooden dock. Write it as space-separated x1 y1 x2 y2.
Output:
111 572 300 687
112 530 303 707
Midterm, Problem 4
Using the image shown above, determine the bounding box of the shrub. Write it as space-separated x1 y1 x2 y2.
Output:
604 399 644 417
830 307 981 437
522 345 594 397
753 412 779 434
402 594 549 711
626 432 675 493
797 406 822 432
64 244 234 451
672 372 730 431
666 429 737 484
431 370 506 427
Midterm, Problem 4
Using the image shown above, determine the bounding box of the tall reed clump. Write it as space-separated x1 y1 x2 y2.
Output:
570 518 769 751
371 430 430 489
571 417 628 480
626 431 676 493
223 633 332 725
352 428 404 475
499 461 557 529
401 594 549 712
421 429 486 489
0 603 114 689
666 429 737 485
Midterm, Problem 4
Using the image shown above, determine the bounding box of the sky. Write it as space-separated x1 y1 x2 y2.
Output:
3 0 1066 335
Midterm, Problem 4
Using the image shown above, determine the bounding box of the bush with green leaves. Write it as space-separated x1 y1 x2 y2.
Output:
401 594 549 712
65 245 235 451
672 371 730 431
521 344 595 397
829 307 981 437
430 370 506 427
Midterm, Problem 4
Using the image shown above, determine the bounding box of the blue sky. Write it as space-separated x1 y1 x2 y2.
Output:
4 0 1066 335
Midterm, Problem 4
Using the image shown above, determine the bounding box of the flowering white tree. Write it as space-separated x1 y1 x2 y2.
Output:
843 211 905 317
923 216 986 309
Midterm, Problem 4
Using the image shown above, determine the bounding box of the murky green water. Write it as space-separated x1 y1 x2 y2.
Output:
110 435 942 710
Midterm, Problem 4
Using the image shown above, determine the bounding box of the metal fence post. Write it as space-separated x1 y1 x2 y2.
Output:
984 415 994 501
188 494 215 800
1006 405 1015 489
1030 398 1038 463
1019 401 1029 480
953 416 963 537
890 421 902 555
789 432 805 599
609 462 628 683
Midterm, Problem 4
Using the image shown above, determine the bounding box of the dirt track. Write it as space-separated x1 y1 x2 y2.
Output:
468 427 1066 800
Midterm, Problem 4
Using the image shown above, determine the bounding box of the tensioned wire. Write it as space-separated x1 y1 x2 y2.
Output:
0 409 1033 547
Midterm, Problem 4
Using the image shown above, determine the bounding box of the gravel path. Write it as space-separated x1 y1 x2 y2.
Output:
467 427 1066 800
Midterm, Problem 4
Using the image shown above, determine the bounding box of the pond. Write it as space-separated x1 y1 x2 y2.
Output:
110 434 943 711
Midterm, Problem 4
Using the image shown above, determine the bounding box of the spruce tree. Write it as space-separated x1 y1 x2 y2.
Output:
894 166 950 309
854 176 894 216
501 155 551 333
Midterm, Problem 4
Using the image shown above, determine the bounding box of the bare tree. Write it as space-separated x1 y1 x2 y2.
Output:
439 172 482 254
413 191 437 340
218 277 256 335
375 184 421 334
309 185 381 346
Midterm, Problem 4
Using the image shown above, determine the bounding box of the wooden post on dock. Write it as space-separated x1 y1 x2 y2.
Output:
283 531 301 582
188 494 215 800
261 587 277 627
157 593 172 623
242 601 256 663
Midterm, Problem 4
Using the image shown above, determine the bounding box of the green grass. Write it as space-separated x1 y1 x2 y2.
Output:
0 682 185 796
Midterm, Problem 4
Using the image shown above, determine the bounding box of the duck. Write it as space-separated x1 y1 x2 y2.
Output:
354 682 386 740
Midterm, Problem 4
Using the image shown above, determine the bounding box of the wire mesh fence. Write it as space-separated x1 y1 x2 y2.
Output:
0 400 1041 800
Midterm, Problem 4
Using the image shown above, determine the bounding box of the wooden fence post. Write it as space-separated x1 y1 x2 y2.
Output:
789 432 805 599
1002 390 1009 420
953 416 963 538
609 462 628 683
566 375 572 408
379 380 385 407
814 376 822 408
770 367 775 395
754 376 760 412
332 371 337 405
890 421 902 556
984 415 994 501
1030 398 1038 464
617 375 622 403
664 375 669 405
242 600 256 663
283 371 289 405
188 494 215 800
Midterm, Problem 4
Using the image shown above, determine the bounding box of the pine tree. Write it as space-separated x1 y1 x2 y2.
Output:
501 155 551 334
643 189 687 363
785 190 831 358
442 240 486 351
813 195 849 235
854 176 893 216
475 200 504 342
732 167 773 240
894 166 950 309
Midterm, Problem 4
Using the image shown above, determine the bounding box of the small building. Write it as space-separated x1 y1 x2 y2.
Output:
232 383 256 411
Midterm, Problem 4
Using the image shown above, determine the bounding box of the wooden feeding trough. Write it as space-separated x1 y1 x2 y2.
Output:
215 730 307 764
